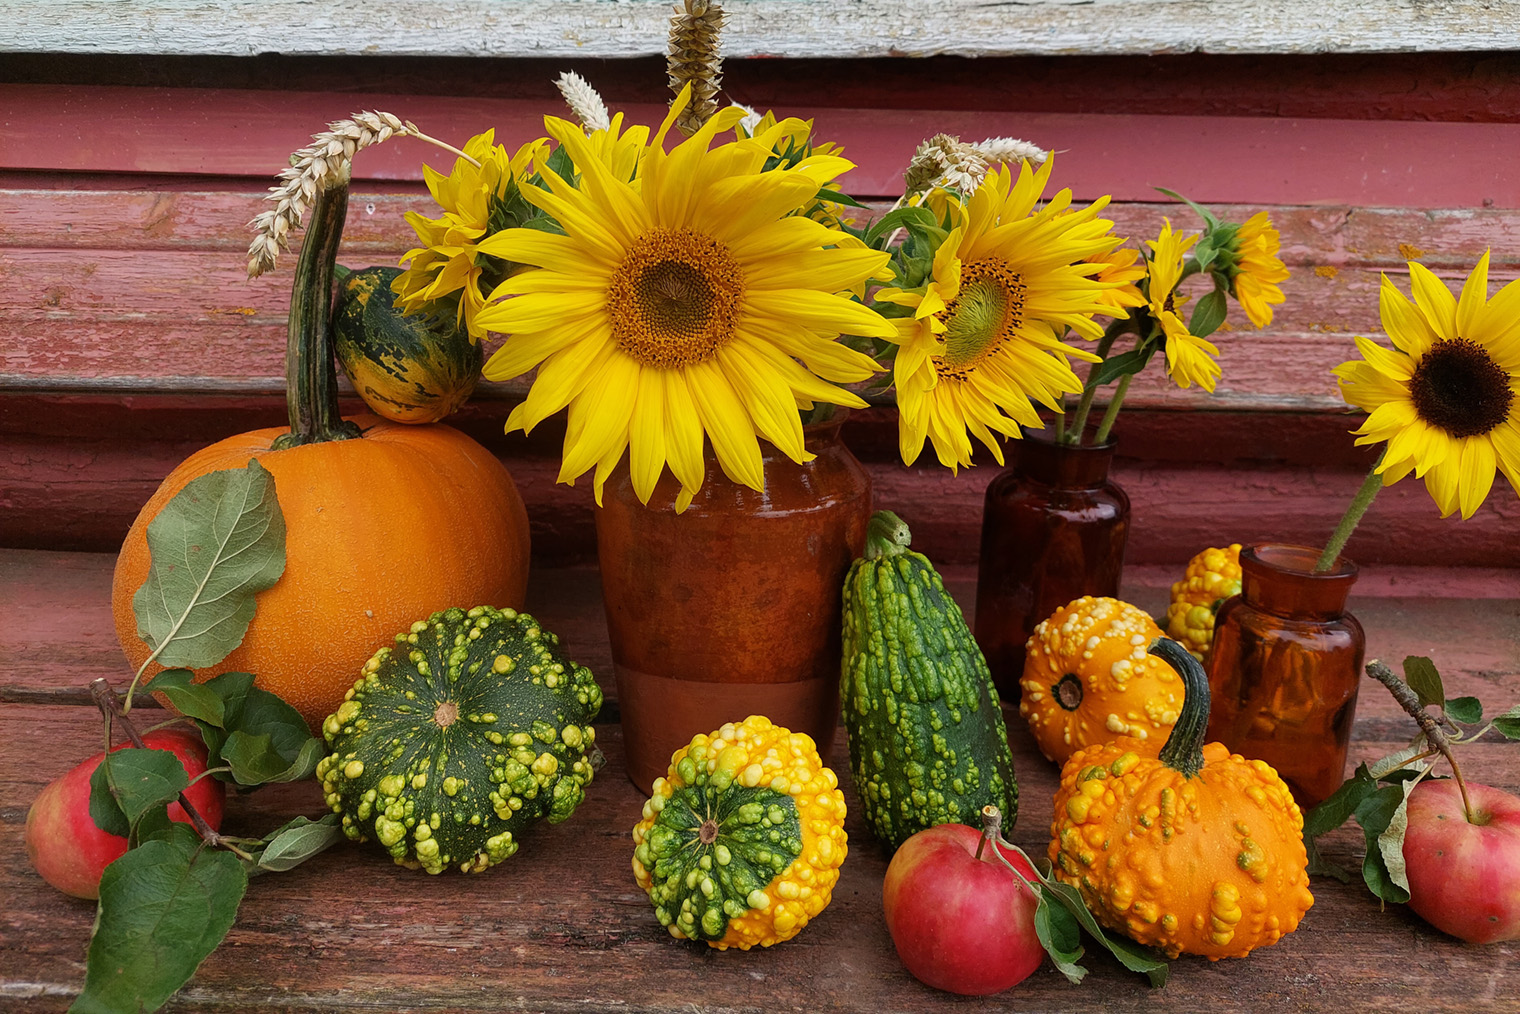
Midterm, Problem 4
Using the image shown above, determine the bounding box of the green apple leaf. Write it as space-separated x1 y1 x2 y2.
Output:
87 761 131 838
1353 784 1413 904
94 748 189 830
142 669 226 727
1444 696 1483 725
1303 763 1378 838
246 814 345 875
1493 705 1520 740
1374 777 1419 896
1402 656 1444 710
1032 891 1088 984
131 460 286 671
69 823 247 1014
190 672 322 785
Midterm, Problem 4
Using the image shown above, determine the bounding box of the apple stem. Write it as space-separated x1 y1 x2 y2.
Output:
975 805 1000 861
1366 660 1478 824
88 679 252 861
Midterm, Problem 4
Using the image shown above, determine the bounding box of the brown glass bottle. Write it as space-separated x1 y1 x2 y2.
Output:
1205 543 1364 809
595 416 870 794
973 432 1130 700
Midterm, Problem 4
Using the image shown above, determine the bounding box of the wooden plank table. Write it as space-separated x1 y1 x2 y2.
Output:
2 548 1517 1012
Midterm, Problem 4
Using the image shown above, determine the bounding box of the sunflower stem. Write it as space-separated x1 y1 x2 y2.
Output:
1315 453 1385 573
1093 373 1132 444
1065 317 1130 444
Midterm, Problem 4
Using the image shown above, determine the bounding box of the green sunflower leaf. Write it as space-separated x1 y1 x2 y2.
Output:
1155 187 1219 229
1189 288 1228 338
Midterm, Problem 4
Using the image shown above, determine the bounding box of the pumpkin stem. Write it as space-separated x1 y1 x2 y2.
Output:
1149 637 1209 779
273 174 362 450
864 510 912 560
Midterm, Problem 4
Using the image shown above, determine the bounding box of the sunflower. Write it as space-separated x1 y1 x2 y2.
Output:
1087 244 1146 315
473 91 894 510
1146 219 1221 392
875 160 1120 470
393 132 547 339
1332 253 1520 519
1222 211 1289 328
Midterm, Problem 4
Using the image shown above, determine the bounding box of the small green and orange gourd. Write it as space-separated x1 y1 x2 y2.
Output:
632 716 847 950
1049 638 1313 960
332 265 482 424
1021 597 1182 766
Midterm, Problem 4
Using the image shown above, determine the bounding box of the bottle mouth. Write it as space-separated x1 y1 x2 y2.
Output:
1239 543 1359 619
1244 543 1358 582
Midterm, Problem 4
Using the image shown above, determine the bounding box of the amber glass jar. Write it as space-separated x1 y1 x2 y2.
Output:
1205 543 1364 808
595 416 870 793
973 431 1130 699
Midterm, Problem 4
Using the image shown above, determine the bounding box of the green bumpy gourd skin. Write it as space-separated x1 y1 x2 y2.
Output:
332 265 482 424
841 511 1018 850
637 760 803 942
317 605 603 874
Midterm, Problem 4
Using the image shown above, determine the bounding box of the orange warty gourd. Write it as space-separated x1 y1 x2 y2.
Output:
111 416 529 729
111 174 530 731
1048 638 1313 960
1020 596 1182 766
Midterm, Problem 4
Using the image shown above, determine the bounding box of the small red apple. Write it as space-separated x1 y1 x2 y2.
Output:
882 822 1044 995
24 728 226 899
1401 778 1520 944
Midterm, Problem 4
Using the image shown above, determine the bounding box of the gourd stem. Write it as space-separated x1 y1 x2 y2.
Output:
1148 638 1209 778
863 510 912 560
275 175 362 450
88 679 255 861
1365 660 1478 824
1315 453 1384 572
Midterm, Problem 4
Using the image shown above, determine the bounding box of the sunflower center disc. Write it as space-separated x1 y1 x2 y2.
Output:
609 227 744 369
1409 337 1513 439
934 258 1028 380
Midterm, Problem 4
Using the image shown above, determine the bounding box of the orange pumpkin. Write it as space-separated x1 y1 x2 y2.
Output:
112 415 530 730
112 174 530 731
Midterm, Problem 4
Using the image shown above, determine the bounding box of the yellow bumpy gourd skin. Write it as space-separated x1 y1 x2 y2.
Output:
1021 597 1183 765
1048 736 1314 960
1165 545 1243 662
631 716 848 950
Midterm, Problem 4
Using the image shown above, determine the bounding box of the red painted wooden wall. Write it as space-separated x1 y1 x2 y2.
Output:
3 50 1519 567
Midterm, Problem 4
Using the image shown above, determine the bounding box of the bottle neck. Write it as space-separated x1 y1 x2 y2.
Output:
1013 429 1117 489
1240 543 1358 619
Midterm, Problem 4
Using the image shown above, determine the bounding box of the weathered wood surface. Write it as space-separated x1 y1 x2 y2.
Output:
4 0 1520 59
2 548 1517 1013
7 83 1520 205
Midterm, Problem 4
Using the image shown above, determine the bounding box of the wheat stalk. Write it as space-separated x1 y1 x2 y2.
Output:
556 71 612 133
668 0 725 136
972 136 1048 170
246 111 476 280
902 133 1049 200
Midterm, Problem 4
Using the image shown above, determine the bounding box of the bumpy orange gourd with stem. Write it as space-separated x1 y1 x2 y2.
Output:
1020 597 1182 765
112 176 530 731
1049 638 1313 960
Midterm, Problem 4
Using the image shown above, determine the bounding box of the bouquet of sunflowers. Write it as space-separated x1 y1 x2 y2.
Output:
247 0 1288 509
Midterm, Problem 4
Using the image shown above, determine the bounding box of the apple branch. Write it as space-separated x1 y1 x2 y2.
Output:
1366 660 1477 824
88 678 254 861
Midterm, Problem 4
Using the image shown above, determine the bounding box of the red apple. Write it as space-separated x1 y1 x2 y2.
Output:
882 822 1044 995
24 728 226 899
1401 778 1520 944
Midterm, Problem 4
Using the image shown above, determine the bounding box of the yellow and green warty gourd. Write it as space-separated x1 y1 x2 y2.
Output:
1049 638 1313 960
632 716 847 950
318 605 602 874
1165 545 1244 662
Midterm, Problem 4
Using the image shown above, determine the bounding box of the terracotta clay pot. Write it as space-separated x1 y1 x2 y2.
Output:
1206 543 1365 809
595 416 870 793
973 430 1130 699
